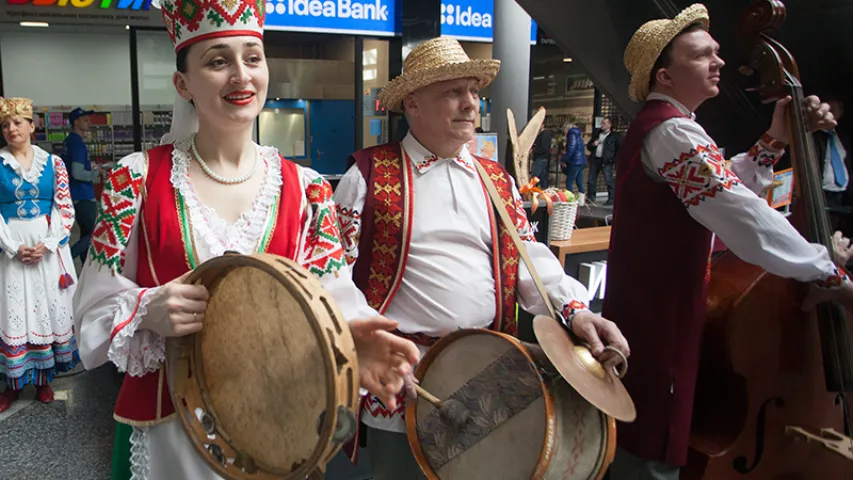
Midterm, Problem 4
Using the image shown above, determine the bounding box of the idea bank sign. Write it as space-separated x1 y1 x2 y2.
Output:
1 0 161 25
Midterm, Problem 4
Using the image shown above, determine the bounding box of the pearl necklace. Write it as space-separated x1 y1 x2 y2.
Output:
190 135 261 185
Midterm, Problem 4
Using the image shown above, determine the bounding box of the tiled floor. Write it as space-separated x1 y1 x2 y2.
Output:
0 364 122 480
0 363 374 480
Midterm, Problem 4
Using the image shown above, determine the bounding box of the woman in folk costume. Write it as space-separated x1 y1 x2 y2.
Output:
0 97 78 413
71 1 419 478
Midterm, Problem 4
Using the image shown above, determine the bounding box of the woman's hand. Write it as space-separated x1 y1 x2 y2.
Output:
349 317 420 411
142 273 209 337
16 244 45 265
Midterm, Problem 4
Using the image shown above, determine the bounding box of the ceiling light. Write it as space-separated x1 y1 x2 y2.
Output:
20 22 49 28
563 58 573 63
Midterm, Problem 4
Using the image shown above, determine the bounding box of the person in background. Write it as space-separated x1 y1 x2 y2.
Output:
586 116 621 205
560 122 587 194
64 107 98 263
814 96 852 234
531 124 553 188
0 97 78 412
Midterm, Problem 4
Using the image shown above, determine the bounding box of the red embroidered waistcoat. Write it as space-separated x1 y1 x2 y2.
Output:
348 142 523 338
602 101 713 466
112 144 304 426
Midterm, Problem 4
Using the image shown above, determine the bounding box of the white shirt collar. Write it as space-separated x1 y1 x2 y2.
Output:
401 132 477 176
647 92 696 120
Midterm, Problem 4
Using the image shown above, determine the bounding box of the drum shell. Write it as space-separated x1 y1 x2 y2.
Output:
406 329 616 480
169 253 360 480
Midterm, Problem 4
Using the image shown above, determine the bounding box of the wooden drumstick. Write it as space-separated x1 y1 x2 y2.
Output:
414 385 469 428
415 385 444 408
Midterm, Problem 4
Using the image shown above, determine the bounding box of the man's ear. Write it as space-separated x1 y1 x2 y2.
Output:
402 93 417 118
654 67 673 89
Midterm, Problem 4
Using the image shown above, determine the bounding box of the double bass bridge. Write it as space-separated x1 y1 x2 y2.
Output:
785 426 853 460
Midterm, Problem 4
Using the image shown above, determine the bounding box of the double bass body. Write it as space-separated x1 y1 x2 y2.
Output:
686 254 853 478
685 1 853 478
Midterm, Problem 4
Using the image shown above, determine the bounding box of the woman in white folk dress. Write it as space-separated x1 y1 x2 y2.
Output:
0 97 78 412
71 1 419 479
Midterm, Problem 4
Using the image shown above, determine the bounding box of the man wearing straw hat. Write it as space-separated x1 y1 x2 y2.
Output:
335 37 631 478
605 4 853 478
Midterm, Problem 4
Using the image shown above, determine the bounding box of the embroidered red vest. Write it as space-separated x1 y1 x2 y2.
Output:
348 142 522 339
601 101 713 466
112 144 305 426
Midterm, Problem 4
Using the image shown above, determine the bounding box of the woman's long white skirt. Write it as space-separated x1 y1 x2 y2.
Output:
0 216 78 388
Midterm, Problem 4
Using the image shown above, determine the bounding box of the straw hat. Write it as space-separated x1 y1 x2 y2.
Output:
378 37 500 113
0 97 33 122
624 4 710 102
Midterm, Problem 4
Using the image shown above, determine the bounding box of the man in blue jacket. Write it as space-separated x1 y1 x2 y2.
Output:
64 107 97 263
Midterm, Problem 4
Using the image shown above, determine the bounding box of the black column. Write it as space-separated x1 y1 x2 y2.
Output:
354 36 364 151
129 27 142 152
387 0 441 141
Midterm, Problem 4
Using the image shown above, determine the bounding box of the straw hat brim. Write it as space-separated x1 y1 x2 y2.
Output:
626 6 709 102
378 59 501 113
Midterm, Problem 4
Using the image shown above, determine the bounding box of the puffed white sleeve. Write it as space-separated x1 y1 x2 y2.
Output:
73 152 169 376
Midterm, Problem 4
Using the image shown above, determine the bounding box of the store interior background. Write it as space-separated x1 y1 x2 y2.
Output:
0 22 621 195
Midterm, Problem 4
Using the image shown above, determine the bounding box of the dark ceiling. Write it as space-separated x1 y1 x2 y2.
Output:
517 0 853 152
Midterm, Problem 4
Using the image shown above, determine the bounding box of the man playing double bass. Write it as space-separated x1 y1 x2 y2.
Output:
606 4 853 479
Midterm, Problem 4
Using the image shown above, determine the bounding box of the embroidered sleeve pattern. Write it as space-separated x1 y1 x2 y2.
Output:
301 175 347 278
52 156 74 244
334 166 368 266
89 159 145 274
337 206 362 266
815 266 849 290
658 143 742 208
561 299 588 320
643 118 843 286
509 178 536 242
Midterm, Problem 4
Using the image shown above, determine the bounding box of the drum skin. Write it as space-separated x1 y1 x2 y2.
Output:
168 253 359 480
406 329 616 480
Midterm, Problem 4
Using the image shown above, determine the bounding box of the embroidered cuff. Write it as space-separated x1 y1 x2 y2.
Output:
108 289 166 377
759 132 787 152
561 300 588 324
815 266 849 290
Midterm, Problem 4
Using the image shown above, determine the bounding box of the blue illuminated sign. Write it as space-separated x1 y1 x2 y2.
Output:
440 0 537 44
264 0 399 36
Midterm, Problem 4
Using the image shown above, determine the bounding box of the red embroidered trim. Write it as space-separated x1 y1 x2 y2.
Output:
760 132 787 151
109 289 149 341
478 160 521 336
659 144 741 207
363 147 413 314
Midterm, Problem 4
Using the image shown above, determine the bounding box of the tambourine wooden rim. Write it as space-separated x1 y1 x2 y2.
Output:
404 329 557 480
169 253 359 480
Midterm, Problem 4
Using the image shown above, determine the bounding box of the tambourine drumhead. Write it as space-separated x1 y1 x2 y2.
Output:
406 329 614 480
168 254 359 480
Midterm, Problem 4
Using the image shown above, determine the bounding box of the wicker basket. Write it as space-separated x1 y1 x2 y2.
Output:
549 201 579 242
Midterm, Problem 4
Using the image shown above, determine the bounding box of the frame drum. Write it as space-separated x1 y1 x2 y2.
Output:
406 329 616 480
167 253 359 479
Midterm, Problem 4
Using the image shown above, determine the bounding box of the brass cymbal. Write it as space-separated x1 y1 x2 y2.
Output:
532 315 637 422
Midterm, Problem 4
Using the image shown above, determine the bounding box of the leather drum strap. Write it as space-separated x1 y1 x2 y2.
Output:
475 161 557 320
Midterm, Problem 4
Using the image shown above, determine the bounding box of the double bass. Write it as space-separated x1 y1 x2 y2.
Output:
686 1 853 478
